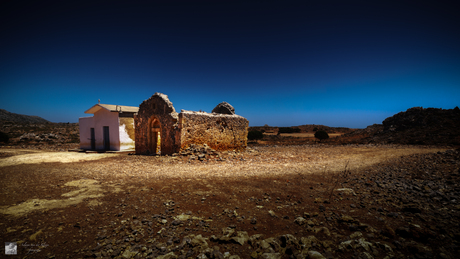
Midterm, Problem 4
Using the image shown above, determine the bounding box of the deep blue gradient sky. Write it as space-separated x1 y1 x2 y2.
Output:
1 1 459 127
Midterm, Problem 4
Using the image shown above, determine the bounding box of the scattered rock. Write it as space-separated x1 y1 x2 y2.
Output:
260 252 281 259
306 251 326 259
294 217 306 225
335 188 357 196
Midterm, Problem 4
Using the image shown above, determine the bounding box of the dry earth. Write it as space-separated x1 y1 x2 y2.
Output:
264 133 343 138
1 145 459 259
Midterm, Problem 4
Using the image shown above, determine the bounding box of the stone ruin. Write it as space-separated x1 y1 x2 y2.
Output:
135 93 249 155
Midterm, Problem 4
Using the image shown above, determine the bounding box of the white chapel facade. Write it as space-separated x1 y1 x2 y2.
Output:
79 103 138 151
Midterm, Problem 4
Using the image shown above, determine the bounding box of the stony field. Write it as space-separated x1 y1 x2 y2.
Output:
0 144 459 259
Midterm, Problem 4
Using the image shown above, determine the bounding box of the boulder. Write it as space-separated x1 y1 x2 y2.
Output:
307 251 326 259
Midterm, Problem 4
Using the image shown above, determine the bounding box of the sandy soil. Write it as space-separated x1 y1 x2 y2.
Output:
0 149 117 167
0 145 444 178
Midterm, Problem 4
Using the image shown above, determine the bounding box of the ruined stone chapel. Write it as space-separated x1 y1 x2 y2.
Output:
80 93 249 154
134 93 248 155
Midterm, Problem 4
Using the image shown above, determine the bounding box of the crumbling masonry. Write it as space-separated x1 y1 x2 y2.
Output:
135 93 249 155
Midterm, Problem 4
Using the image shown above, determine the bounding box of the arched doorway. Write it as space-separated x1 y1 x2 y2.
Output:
149 118 161 154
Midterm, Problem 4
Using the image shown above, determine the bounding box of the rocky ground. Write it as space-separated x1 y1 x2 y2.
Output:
1 144 459 258
340 107 460 146
0 121 80 151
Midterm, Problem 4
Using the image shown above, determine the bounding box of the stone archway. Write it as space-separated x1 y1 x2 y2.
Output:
135 93 180 155
149 117 161 154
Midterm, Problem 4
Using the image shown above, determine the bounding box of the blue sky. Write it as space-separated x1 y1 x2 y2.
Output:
1 1 459 128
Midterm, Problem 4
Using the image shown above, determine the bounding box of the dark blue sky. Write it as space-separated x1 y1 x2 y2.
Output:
1 1 459 127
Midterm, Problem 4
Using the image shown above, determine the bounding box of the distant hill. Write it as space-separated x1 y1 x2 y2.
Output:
250 124 355 134
295 124 356 133
0 109 50 124
342 107 460 145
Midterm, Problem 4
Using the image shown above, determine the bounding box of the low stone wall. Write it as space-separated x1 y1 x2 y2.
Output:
179 111 248 151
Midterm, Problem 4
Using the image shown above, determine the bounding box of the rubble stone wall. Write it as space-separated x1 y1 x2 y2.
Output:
135 93 180 155
135 93 249 155
179 111 248 151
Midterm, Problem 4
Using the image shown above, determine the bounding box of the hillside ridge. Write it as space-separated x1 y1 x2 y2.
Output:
0 109 50 124
342 106 460 145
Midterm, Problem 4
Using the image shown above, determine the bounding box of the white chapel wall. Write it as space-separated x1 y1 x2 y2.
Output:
92 109 120 150
79 117 94 149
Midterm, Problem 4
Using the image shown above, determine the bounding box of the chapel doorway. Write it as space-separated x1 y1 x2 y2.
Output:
149 118 161 154
90 128 95 150
103 126 110 150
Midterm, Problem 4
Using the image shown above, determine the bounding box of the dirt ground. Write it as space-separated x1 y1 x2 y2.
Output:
1 144 459 258
264 133 343 138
